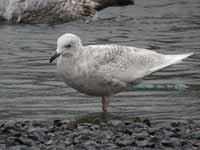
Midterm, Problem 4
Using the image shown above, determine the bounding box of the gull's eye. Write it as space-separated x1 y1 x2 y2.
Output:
64 44 71 48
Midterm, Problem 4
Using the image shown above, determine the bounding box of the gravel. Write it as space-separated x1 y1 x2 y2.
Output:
0 115 199 150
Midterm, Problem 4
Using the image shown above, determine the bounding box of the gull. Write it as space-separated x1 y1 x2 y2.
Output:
49 33 193 112
1 0 134 23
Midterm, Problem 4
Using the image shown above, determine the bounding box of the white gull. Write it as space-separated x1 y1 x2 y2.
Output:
50 33 193 112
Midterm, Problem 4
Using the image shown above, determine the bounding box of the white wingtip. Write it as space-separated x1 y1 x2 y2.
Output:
175 52 194 59
150 52 194 73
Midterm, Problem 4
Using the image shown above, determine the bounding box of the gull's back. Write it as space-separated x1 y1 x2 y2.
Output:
82 44 193 89
85 45 166 81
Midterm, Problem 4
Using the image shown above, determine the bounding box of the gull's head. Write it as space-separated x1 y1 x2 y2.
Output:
49 33 82 63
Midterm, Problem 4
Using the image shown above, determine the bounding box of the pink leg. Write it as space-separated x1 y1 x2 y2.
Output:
102 96 110 112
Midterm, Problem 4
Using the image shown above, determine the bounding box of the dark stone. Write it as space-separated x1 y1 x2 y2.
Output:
138 141 150 148
0 119 199 150
99 143 118 149
171 122 182 127
90 125 100 131
28 127 49 143
74 134 90 144
149 136 159 143
5 137 16 146
115 135 136 147
135 134 147 141
64 138 73 146
121 146 138 150
124 121 132 126
190 131 200 140
161 140 175 148
53 120 62 127
46 144 66 150
65 122 78 130
7 145 30 150
143 119 151 127
148 127 159 135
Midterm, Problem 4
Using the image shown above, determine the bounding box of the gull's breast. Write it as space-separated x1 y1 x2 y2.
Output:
57 56 126 96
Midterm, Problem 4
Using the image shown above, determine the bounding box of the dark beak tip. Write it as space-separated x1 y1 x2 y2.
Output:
49 52 60 63
49 56 54 63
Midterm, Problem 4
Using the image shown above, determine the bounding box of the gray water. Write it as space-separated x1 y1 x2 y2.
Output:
0 0 200 123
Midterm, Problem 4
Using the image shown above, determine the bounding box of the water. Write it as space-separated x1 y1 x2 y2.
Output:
0 0 200 123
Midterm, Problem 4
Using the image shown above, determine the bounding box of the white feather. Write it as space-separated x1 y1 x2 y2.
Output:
55 33 194 96
149 53 194 73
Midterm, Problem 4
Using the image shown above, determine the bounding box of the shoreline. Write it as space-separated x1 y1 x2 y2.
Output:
0 114 199 150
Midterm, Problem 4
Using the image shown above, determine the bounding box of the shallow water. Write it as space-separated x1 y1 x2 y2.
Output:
0 0 200 123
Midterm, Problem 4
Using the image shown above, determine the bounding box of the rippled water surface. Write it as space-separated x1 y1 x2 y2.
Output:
0 0 200 123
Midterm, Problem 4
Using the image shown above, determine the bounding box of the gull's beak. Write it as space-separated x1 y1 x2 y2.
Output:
49 52 60 63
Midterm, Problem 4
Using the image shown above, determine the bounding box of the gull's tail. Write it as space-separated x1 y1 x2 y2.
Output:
150 52 194 73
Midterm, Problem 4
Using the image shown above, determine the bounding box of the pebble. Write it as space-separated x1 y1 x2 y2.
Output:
0 118 199 150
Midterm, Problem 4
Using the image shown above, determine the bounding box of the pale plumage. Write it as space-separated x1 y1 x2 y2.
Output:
50 33 193 112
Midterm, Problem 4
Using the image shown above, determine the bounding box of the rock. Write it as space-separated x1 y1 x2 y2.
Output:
148 127 159 135
90 125 100 131
46 144 66 150
136 139 150 148
143 119 151 127
53 120 63 127
45 140 53 145
161 139 175 148
64 138 73 146
120 146 138 150
115 135 136 147
0 0 134 24
99 143 118 150
7 145 30 150
124 121 132 126
108 120 122 126
28 127 48 143
190 131 200 140
5 137 16 147
135 133 148 141
0 119 200 150
171 122 182 127
74 134 90 144
14 136 33 146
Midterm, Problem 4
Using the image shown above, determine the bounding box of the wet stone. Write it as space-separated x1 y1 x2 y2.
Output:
74 134 90 144
171 122 182 127
190 131 200 140
45 140 53 145
28 127 49 142
136 139 150 148
0 119 199 150
101 130 113 139
108 120 122 126
100 143 118 149
64 138 73 146
115 135 136 147
161 139 175 148
90 125 99 131
162 128 175 137
143 119 151 127
53 120 62 127
148 127 159 135
14 136 33 146
124 121 132 126
7 145 30 150
135 134 147 141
